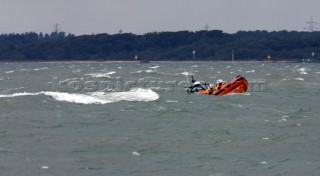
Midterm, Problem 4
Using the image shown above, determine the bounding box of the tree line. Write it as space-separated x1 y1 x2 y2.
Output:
0 30 319 61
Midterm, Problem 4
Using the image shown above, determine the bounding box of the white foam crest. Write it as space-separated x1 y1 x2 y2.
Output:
179 71 193 76
132 151 140 156
166 100 179 103
149 65 160 69
297 67 306 72
33 67 48 71
259 161 268 165
99 88 159 102
60 77 83 82
0 89 159 104
224 93 236 96
246 70 255 73
0 92 41 98
85 72 116 78
294 78 304 81
131 70 155 74
86 73 110 78
106 71 116 75
42 92 111 104
5 71 14 74
41 166 49 169
131 70 142 73
297 67 309 75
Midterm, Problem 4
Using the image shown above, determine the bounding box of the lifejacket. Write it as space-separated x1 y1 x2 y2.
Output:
215 82 227 91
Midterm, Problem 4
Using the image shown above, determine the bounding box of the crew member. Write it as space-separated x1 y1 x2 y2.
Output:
215 79 226 91
208 84 215 95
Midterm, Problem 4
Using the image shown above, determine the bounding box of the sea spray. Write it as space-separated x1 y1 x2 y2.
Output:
0 88 159 104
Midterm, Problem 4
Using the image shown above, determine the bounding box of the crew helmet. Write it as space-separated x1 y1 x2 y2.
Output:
216 79 223 84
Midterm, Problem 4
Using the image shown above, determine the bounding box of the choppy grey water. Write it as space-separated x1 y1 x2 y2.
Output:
0 62 320 176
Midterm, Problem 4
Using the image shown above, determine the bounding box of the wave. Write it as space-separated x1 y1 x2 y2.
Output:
106 71 116 75
20 69 30 72
18 67 49 72
166 100 179 103
0 88 159 104
225 92 251 96
179 71 194 76
131 70 155 74
297 67 306 72
148 65 160 69
33 67 49 71
85 71 116 78
294 78 304 81
246 70 255 73
297 67 309 75
5 71 14 74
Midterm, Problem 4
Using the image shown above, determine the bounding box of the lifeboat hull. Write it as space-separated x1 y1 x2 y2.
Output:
197 75 248 96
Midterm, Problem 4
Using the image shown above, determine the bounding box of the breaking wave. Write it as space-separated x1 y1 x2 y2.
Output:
149 65 160 69
0 88 159 104
85 72 116 78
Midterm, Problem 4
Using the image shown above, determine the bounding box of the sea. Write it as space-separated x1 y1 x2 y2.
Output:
0 61 320 176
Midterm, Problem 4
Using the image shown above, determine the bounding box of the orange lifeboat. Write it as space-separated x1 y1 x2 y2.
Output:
197 75 248 96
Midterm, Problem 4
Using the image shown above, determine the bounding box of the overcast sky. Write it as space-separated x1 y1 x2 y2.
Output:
0 0 319 35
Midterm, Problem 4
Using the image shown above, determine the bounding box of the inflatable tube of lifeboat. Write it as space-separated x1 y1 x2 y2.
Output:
197 75 248 96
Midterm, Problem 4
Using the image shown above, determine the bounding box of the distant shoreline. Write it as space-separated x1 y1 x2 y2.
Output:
0 60 300 64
